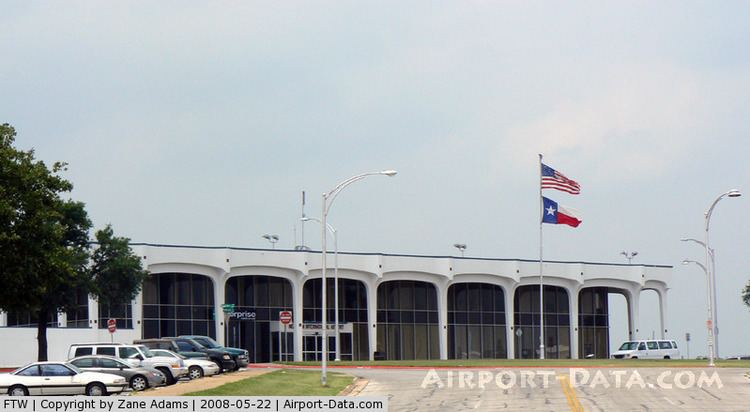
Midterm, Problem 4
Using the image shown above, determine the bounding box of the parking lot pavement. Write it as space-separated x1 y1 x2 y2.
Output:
342 367 750 411
134 369 270 396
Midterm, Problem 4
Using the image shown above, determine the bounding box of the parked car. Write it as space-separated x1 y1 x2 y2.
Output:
133 339 208 359
162 337 237 372
69 355 166 391
180 335 249 369
67 343 187 384
0 362 127 396
612 340 680 359
148 349 220 379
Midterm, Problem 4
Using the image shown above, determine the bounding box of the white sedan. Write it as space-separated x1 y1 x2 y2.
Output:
0 362 128 396
149 350 220 380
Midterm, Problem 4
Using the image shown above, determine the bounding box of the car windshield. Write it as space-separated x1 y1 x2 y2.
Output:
156 350 183 359
137 345 155 358
64 363 82 374
196 337 221 349
187 339 207 349
619 342 639 350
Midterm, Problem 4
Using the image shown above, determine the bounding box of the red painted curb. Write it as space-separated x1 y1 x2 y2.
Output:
248 363 720 371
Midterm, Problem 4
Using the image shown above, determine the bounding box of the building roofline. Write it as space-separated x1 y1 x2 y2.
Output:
129 242 673 269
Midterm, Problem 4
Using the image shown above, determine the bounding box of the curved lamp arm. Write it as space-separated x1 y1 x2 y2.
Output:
324 170 397 215
705 189 741 231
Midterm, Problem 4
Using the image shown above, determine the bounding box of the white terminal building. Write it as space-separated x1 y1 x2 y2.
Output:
0 244 672 367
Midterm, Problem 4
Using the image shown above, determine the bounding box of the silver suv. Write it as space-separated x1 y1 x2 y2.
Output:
67 343 187 385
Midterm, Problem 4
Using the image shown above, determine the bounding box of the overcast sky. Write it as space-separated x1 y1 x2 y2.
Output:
2 1 749 357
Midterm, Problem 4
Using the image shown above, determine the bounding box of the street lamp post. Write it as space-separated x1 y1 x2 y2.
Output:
703 189 741 362
682 259 713 366
453 243 466 257
262 234 279 249
620 251 638 264
681 237 717 355
319 170 397 386
302 217 341 362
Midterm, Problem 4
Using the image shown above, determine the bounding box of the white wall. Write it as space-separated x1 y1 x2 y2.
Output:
0 328 141 368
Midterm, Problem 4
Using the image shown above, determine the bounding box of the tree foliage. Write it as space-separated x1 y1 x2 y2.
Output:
743 281 750 310
0 123 147 360
90 225 149 307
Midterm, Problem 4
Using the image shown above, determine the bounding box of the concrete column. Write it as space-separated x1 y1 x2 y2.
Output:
437 282 448 360
293 278 304 362
505 285 515 359
569 287 579 359
132 291 142 333
627 289 640 340
88 295 99 329
214 275 226 346
58 312 67 328
658 289 668 339
0 311 7 327
367 280 378 361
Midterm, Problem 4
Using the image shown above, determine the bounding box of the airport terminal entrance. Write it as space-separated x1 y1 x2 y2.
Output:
225 275 293 363
300 323 353 361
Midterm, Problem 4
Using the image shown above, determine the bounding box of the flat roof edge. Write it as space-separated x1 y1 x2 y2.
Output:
128 243 673 269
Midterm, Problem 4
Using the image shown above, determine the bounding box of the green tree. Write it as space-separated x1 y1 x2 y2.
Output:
0 123 147 361
0 123 92 360
743 281 750 310
90 225 149 316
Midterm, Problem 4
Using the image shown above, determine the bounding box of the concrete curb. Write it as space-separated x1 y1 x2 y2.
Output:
338 378 369 396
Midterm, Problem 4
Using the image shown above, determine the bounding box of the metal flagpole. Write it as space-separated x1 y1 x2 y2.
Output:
538 153 545 360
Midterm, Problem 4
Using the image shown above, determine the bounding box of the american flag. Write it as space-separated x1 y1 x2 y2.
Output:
541 163 580 195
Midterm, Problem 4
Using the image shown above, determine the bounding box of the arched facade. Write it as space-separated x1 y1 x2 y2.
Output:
0 245 673 366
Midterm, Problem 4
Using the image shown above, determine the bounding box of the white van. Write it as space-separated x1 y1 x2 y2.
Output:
67 343 187 384
612 340 680 359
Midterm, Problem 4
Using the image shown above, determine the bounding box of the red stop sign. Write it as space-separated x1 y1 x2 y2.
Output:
279 311 292 325
107 318 117 333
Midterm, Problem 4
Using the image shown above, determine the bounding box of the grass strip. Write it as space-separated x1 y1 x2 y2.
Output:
185 370 353 396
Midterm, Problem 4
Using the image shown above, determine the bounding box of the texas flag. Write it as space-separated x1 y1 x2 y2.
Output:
542 196 582 228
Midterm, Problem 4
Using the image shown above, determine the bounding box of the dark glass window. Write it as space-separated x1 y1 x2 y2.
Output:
96 347 116 356
514 285 570 359
376 281 439 360
141 273 216 339
6 310 58 328
577 288 610 359
448 283 506 359
99 302 133 329
66 287 90 328
71 358 94 368
74 347 92 357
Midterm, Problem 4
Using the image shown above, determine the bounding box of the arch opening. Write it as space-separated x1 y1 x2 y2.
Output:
376 280 439 360
447 283 507 359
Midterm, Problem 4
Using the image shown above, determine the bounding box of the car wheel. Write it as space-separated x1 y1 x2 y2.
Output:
130 375 148 391
188 366 204 380
630 356 638 359
157 367 176 385
664 356 671 360
8 385 28 396
86 383 107 396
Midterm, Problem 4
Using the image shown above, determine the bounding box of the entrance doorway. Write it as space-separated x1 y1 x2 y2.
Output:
300 324 353 361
